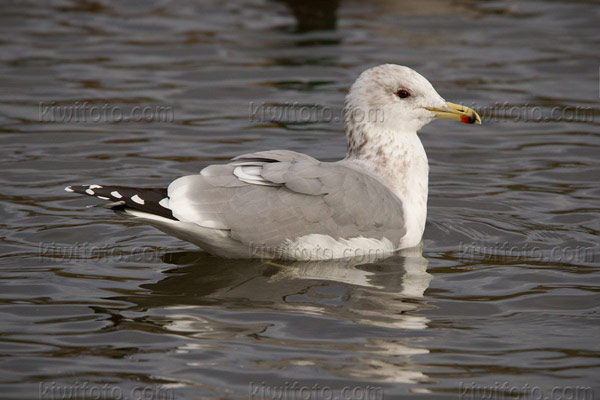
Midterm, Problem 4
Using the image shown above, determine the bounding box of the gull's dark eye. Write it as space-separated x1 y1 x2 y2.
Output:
396 89 410 99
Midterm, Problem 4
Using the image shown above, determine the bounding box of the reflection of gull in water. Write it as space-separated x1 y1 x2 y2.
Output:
265 245 432 330
105 247 432 384
269 245 429 290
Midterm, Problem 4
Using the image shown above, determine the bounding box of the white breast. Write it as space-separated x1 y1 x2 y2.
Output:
397 138 429 249
345 130 429 250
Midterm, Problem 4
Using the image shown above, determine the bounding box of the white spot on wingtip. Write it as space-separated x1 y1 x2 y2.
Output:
89 184 102 189
97 196 110 200
159 197 170 209
85 189 95 195
110 191 122 198
131 194 145 205
64 186 74 192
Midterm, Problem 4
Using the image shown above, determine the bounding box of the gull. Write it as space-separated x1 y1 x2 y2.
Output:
65 64 481 260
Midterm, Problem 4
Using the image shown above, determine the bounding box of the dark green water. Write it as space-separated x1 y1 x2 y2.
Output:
1 0 598 399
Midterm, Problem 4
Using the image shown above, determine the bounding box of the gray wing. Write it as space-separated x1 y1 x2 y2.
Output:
167 150 406 248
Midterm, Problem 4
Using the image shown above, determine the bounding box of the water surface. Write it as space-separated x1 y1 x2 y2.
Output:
1 0 599 399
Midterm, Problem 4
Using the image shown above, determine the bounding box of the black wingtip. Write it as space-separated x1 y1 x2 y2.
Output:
64 184 176 220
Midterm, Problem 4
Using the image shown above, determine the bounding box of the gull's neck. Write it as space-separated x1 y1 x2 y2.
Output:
344 125 429 198
343 125 429 248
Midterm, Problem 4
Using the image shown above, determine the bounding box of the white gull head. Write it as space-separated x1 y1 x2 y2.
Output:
342 64 481 248
345 64 447 137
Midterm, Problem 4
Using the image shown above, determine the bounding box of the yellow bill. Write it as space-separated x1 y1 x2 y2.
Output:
425 101 481 125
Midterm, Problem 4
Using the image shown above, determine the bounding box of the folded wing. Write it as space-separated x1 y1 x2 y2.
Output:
168 150 406 249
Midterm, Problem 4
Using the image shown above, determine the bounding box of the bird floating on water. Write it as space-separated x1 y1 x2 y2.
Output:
65 64 481 260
